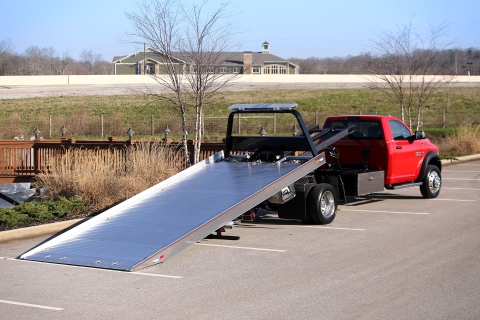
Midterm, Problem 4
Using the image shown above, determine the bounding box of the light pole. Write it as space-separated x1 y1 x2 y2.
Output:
33 127 41 140
290 124 299 136
467 62 473 76
126 127 134 141
258 127 267 136
164 126 171 141
60 125 67 139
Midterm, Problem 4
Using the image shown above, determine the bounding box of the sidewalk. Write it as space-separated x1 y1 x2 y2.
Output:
0 218 83 242
441 153 480 166
1 153 479 243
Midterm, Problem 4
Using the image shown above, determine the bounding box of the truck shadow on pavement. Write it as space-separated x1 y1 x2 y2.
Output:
342 193 424 206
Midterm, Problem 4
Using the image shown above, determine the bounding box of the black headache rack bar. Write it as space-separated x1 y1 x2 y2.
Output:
225 103 355 161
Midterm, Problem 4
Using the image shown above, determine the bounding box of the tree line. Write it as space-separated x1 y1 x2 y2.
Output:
1 37 479 77
0 38 112 76
289 47 480 75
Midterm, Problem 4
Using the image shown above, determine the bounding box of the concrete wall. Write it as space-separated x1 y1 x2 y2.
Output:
0 74 479 86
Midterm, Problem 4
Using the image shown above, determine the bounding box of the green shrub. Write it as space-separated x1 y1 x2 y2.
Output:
0 197 89 230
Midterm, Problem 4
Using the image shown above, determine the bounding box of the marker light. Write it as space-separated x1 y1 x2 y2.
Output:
228 103 298 111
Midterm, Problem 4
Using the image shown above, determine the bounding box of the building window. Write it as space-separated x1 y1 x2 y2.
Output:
220 67 227 73
253 67 260 73
233 67 240 73
264 65 286 75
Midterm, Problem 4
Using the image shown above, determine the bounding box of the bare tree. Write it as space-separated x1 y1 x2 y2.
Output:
79 50 103 75
24 46 43 75
0 38 15 75
22 46 58 75
363 20 455 130
126 0 239 165
43 47 57 75
95 60 113 75
59 51 73 75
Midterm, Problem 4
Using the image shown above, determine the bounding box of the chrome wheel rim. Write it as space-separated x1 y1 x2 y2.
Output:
428 171 441 194
320 191 335 218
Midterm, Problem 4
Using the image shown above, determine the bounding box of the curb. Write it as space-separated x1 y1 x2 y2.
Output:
1 154 479 243
0 218 83 242
441 153 480 166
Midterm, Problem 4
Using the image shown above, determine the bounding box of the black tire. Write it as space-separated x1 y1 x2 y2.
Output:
420 165 442 198
307 183 337 224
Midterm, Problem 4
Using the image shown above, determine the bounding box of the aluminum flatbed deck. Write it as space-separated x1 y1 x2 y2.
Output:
20 150 327 271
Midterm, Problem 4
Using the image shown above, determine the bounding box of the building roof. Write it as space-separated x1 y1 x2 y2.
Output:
113 49 297 67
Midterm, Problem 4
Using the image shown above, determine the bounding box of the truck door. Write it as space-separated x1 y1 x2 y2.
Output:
388 120 422 182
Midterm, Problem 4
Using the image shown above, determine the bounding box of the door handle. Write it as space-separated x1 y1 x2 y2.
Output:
396 146 402 149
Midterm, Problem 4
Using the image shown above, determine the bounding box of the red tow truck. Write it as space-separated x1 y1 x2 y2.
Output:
320 115 442 199
243 110 442 226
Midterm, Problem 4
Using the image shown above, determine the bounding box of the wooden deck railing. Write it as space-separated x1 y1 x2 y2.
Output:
0 139 225 183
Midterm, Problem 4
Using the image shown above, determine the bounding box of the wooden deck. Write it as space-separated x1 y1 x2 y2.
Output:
0 139 224 183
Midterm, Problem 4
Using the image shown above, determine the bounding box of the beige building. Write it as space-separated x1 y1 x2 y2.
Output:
112 42 299 75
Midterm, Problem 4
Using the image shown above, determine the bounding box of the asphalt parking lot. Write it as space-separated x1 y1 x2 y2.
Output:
1 160 479 319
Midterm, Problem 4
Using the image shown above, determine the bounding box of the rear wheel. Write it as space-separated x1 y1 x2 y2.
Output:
308 183 337 224
420 165 441 198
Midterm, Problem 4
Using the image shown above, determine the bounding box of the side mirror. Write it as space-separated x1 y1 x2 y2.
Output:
415 131 426 139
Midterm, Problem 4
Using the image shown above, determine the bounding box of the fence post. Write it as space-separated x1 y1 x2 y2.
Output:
33 143 41 174
187 140 194 166
151 114 154 135
442 108 446 129
274 114 277 134
237 113 241 134
447 85 450 111
101 114 104 138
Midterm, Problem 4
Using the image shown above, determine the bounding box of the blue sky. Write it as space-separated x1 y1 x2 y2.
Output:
1 0 479 62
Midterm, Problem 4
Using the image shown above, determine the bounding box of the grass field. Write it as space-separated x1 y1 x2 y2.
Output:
1 87 479 141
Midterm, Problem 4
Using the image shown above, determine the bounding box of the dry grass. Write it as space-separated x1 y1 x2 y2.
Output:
33 139 183 212
438 125 480 158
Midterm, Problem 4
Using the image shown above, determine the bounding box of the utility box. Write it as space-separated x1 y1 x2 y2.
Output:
343 171 384 196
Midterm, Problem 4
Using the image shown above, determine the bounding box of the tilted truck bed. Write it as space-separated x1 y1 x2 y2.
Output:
20 150 327 271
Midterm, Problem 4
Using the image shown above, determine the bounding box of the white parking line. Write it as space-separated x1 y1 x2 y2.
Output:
0 257 182 279
0 299 63 311
340 209 429 215
195 243 286 252
443 178 480 181
297 225 366 231
443 187 480 191
130 272 183 279
432 199 476 202
443 170 480 173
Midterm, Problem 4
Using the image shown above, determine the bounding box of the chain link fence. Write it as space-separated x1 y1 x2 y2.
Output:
1 108 479 140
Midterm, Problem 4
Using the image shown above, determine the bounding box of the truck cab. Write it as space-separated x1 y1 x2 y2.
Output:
322 115 442 198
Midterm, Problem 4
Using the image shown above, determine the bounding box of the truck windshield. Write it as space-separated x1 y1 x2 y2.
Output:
324 119 383 140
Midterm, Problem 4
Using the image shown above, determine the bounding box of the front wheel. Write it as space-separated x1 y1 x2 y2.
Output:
307 183 337 224
420 165 442 198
